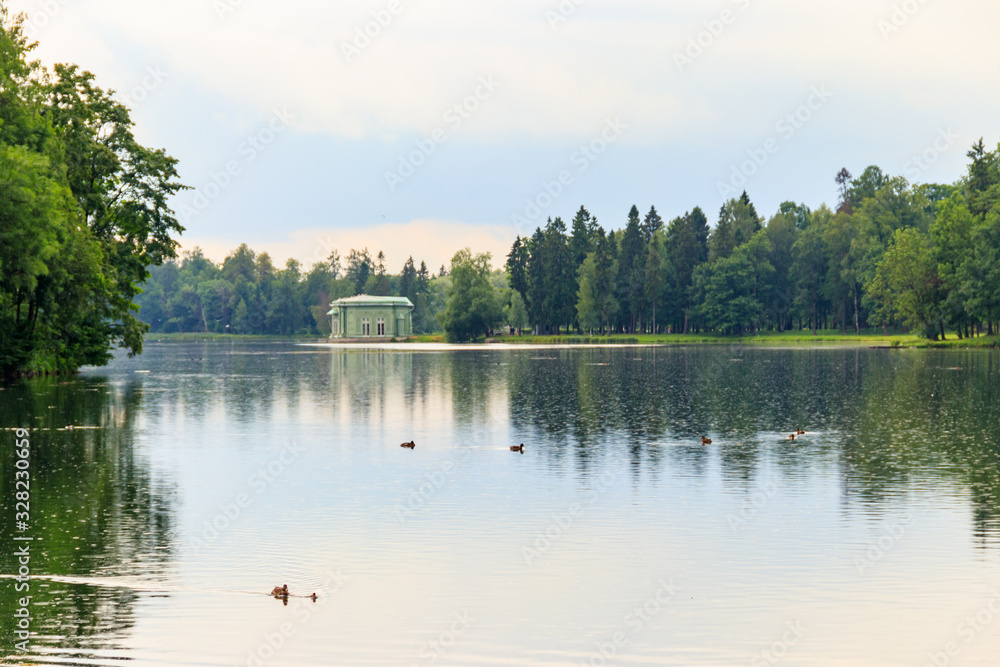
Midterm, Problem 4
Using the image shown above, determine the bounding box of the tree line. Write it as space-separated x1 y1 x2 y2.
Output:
136 245 450 336
136 138 1000 344
498 142 1000 341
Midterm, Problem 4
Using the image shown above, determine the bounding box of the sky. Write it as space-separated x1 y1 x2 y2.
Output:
8 0 1000 272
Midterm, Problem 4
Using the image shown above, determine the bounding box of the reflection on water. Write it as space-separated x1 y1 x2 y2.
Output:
0 377 174 663
2 342 1000 665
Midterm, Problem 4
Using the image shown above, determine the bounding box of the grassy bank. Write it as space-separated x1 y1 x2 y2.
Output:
142 331 1000 348
143 332 322 342
483 330 1000 348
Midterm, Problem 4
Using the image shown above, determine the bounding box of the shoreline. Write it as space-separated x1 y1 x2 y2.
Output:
143 332 1000 350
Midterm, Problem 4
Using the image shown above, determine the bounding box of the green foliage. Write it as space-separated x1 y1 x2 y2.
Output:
438 249 502 342
0 10 185 376
505 289 529 334
866 228 942 338
135 245 442 336
693 231 773 334
710 193 761 261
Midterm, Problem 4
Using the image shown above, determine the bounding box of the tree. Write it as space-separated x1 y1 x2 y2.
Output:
506 236 529 297
959 209 1000 334
778 201 812 230
505 290 529 335
821 206 862 333
576 229 619 335
413 260 431 333
835 168 853 213
222 244 258 286
345 248 372 294
438 249 503 342
525 218 575 333
692 248 761 335
964 139 1000 220
569 206 595 269
643 233 671 333
525 227 547 331
1 11 186 376
664 208 709 333
618 205 646 332
576 255 602 334
930 193 976 335
866 228 943 339
399 256 418 303
764 210 800 330
790 224 828 333
710 194 760 261
641 205 664 242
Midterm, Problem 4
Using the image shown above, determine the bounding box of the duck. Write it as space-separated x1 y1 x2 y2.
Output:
788 433 796 441
701 437 712 445
510 444 524 453
271 584 289 597
400 441 416 449
796 428 805 435
309 592 318 601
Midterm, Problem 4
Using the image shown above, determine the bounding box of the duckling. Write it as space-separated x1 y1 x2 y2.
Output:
400 441 416 449
788 433 796 441
510 444 524 453
796 428 805 435
701 437 712 445
271 584 289 597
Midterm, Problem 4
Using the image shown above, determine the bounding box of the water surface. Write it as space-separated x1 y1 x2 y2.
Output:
2 342 1000 666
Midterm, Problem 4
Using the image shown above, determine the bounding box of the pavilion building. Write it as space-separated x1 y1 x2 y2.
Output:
327 295 414 339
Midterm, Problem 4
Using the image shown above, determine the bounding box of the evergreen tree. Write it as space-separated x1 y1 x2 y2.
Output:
525 227 547 331
641 205 664 242
505 236 529 297
569 206 595 268
665 208 709 333
542 217 576 332
399 256 418 303
618 205 646 332
345 248 372 294
643 232 672 333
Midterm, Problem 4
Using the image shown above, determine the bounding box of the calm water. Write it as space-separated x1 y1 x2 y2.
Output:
3 341 1000 666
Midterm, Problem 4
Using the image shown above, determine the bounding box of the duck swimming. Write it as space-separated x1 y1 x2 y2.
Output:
701 437 712 445
510 444 524 453
796 428 805 435
271 584 289 597
400 441 416 449
788 433 796 441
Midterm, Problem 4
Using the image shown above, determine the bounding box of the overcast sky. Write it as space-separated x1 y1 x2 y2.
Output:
10 0 999 270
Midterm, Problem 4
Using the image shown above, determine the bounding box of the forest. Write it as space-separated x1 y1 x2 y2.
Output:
135 246 455 336
506 148 1000 341
136 140 1000 343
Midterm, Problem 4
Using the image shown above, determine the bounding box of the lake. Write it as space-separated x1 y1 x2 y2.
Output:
3 341 1000 666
